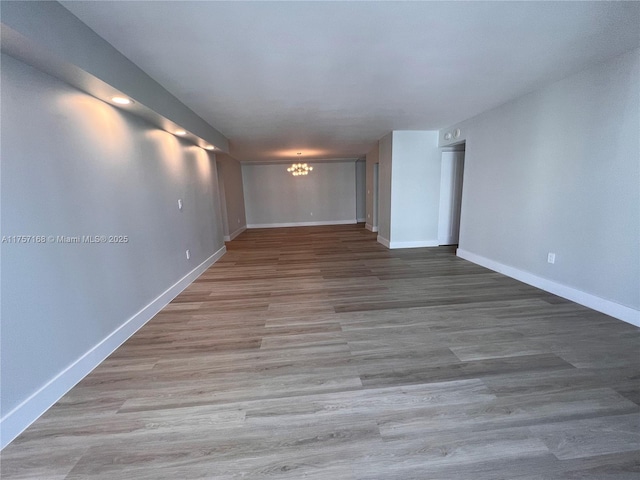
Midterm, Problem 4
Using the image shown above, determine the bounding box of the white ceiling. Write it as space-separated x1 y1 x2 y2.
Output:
61 1 639 163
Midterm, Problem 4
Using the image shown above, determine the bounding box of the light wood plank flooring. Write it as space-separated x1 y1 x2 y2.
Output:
2 224 639 479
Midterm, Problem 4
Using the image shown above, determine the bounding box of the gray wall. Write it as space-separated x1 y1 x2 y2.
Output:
217 154 247 239
365 144 379 230
377 134 393 243
242 161 357 227
390 131 441 247
1 53 225 431
355 159 366 222
440 48 639 313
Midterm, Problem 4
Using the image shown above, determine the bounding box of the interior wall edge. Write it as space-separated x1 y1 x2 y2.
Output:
376 235 390 248
225 226 247 242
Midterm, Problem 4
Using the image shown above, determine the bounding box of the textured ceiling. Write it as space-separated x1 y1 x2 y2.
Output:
61 1 640 162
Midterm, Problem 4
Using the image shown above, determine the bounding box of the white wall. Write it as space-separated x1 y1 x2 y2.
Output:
0 53 226 447
242 161 357 227
390 131 441 248
356 159 366 222
217 154 247 240
440 48 640 325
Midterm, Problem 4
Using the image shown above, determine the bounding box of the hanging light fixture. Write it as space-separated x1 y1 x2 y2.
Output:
287 153 313 176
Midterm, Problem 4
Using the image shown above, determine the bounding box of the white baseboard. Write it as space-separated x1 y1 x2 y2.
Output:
457 249 640 328
0 246 227 450
224 225 246 242
377 235 390 248
376 236 439 249
389 240 439 249
247 220 356 229
365 223 379 233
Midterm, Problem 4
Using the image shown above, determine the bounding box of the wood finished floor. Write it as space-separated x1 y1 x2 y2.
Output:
2 224 639 479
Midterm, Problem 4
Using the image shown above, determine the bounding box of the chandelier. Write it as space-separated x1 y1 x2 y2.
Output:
287 153 313 176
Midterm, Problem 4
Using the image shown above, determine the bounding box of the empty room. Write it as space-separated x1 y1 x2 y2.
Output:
1 1 639 478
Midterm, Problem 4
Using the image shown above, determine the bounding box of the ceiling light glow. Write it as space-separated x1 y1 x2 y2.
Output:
111 96 133 105
287 163 313 176
287 153 313 176
175 129 187 136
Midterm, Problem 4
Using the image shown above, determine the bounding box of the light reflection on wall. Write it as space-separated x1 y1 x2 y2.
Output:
195 147 213 181
57 93 132 160
145 129 184 178
58 92 213 184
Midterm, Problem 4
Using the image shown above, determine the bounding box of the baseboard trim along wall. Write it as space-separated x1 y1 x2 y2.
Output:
376 237 439 249
224 226 246 242
357 217 366 223
0 246 227 450
457 249 640 328
389 240 439 249
377 235 390 248
247 220 356 229
365 223 379 233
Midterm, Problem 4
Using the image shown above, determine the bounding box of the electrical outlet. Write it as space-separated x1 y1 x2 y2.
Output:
178 199 183 210
547 252 555 264
186 249 190 260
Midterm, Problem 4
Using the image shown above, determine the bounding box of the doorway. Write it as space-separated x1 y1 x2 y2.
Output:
438 147 465 246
